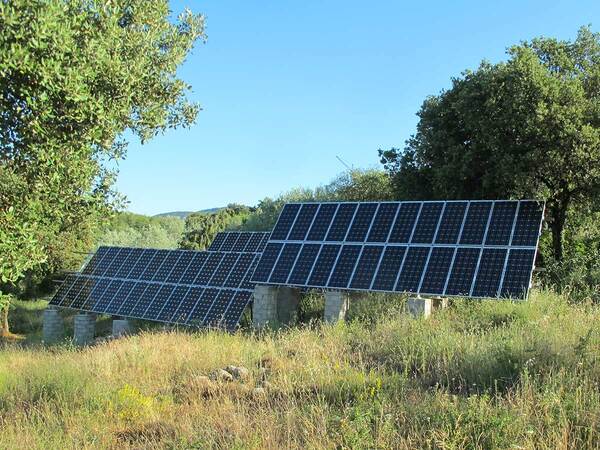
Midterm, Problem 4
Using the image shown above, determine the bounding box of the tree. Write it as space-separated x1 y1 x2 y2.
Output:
380 27 600 261
179 205 251 250
0 0 205 334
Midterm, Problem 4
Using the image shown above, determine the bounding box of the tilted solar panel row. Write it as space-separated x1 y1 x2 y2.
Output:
252 243 536 298
267 200 542 247
80 247 258 289
51 274 251 329
207 231 271 253
252 200 544 299
50 246 260 330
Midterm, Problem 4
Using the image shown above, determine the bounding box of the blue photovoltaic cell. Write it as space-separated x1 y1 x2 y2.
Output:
194 252 224 285
372 246 406 291
388 203 420 243
395 246 429 292
270 244 302 283
328 245 362 288
511 201 543 246
165 251 195 283
472 248 507 297
220 232 241 252
326 203 358 241
460 202 492 245
240 255 261 290
246 232 269 253
500 249 536 298
307 203 338 241
420 247 455 294
179 253 208 284
271 204 301 240
115 248 144 278
252 243 283 282
307 244 341 286
207 233 227 251
52 274 78 306
127 249 157 280
143 284 174 320
156 286 190 322
139 250 169 281
224 253 253 288
411 202 444 244
234 233 251 252
346 204 378 242
94 279 124 312
105 281 136 315
171 287 203 323
68 278 95 309
130 284 160 317
435 202 467 244
444 248 480 296
81 278 111 310
224 291 252 330
203 290 235 327
209 253 239 286
367 203 399 242
485 202 517 246
349 246 384 289
288 204 319 240
152 251 182 282
187 288 218 325
117 282 149 316
103 248 130 277
81 247 111 275
91 247 119 276
287 244 321 285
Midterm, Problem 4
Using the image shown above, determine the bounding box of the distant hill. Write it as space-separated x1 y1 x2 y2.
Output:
154 208 222 219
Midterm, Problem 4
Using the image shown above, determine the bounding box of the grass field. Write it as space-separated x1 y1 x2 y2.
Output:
0 290 599 449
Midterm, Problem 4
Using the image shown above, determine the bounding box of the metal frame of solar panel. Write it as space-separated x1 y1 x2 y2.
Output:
49 246 260 330
251 200 544 300
207 231 270 253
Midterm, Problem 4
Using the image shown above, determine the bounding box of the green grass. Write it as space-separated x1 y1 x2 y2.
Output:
0 290 599 449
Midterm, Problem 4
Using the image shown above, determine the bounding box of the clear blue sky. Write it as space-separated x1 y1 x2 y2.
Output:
117 0 598 216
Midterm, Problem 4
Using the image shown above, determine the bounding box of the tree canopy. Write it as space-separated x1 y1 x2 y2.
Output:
0 0 205 333
380 26 600 261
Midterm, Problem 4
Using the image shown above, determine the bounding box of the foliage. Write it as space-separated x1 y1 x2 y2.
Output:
98 212 184 249
380 26 600 263
0 0 204 330
1 291 600 448
179 205 251 250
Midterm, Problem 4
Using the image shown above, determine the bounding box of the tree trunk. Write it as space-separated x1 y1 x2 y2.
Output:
0 305 9 337
548 199 568 262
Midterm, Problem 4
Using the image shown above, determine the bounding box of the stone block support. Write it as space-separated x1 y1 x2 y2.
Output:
42 307 64 344
73 313 96 346
324 290 349 323
276 286 301 325
253 285 279 328
112 319 132 337
406 297 433 319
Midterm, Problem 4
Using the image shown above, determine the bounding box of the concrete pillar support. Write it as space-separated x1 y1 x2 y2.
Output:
324 290 349 323
253 285 279 328
73 313 96 346
276 286 301 325
406 297 433 318
112 319 132 337
42 307 64 344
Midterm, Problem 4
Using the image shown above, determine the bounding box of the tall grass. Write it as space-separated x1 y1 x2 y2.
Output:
0 290 598 449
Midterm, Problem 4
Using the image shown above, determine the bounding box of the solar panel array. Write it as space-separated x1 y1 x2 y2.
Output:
251 200 544 299
49 246 260 330
207 231 270 253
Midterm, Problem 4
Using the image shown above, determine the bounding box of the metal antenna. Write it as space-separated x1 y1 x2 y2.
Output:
336 155 353 170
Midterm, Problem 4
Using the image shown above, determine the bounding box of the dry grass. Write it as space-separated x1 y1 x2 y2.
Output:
0 290 599 449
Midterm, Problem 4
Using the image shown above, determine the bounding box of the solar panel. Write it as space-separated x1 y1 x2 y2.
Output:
251 200 544 300
49 246 262 331
207 231 270 253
